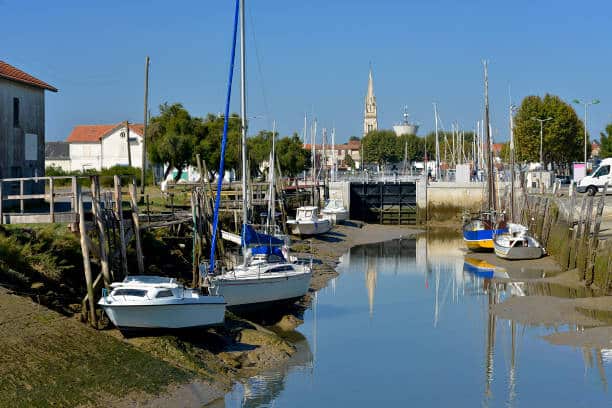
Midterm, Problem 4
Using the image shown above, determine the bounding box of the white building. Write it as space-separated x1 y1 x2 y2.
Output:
65 123 144 171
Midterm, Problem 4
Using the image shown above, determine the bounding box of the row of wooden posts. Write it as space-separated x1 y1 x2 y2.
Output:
509 181 611 291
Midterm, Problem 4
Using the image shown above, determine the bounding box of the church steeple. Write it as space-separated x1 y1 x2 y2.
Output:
363 66 378 136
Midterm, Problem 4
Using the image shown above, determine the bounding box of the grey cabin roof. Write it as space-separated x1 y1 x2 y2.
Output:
45 141 70 160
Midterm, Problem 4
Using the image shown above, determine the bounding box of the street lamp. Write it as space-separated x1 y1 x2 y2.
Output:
573 99 600 169
531 116 553 166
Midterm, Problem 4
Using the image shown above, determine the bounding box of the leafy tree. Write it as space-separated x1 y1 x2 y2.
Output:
276 133 310 177
195 113 242 178
148 103 198 181
247 130 273 178
599 124 612 158
345 154 356 170
513 94 585 165
349 135 361 142
362 130 401 165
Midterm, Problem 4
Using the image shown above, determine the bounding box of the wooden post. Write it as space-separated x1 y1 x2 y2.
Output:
78 186 97 326
586 183 608 284
579 195 595 278
125 121 132 167
0 181 3 225
114 175 129 277
19 179 24 213
91 177 111 288
129 177 145 274
71 176 77 212
49 178 55 223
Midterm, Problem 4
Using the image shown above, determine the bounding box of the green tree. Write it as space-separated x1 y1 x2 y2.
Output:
345 154 356 170
276 133 310 177
349 135 360 142
194 113 242 178
362 130 401 165
247 130 273 178
148 103 198 181
599 124 612 158
513 94 585 164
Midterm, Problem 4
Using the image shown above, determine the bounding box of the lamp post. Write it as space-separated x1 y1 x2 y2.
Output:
531 116 553 166
573 99 600 170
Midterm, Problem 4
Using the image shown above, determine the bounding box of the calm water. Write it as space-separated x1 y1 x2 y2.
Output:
225 236 611 407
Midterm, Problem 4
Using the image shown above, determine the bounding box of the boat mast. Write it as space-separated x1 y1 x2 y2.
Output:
240 0 248 261
483 61 495 211
267 120 276 233
509 103 516 223
331 127 336 182
434 103 440 181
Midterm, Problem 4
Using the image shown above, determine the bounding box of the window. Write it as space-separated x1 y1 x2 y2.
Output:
267 265 295 273
594 165 610 177
156 290 174 298
113 289 147 297
13 98 19 128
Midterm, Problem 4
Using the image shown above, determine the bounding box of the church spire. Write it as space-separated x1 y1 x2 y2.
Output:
363 65 378 136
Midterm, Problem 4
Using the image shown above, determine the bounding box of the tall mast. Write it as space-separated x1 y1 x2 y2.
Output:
240 0 248 259
433 103 440 181
509 104 516 222
331 127 336 182
303 112 307 146
267 121 276 233
483 61 495 210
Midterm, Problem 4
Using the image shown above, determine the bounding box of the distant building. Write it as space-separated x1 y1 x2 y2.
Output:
591 141 601 159
304 140 362 170
65 123 144 171
0 60 58 180
363 68 378 136
392 106 419 136
45 141 70 171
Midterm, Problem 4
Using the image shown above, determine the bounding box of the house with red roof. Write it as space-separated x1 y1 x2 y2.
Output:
0 60 57 180
61 122 144 171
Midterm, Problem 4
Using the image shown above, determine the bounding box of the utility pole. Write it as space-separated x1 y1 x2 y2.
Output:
573 98 600 171
531 116 552 167
141 56 150 195
125 120 132 167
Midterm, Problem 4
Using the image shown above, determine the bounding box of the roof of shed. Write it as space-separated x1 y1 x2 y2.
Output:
0 60 58 92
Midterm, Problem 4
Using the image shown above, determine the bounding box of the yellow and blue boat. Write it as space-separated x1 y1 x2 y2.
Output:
462 217 507 251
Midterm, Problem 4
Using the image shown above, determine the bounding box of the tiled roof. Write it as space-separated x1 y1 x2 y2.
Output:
66 123 144 143
0 60 58 92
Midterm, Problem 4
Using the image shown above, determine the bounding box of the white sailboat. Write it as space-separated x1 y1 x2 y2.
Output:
207 0 312 309
98 276 226 331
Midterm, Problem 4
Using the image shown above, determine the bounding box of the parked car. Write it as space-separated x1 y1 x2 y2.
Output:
577 158 612 195
555 175 571 185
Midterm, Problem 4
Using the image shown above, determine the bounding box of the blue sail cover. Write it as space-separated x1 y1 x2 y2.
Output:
241 224 285 259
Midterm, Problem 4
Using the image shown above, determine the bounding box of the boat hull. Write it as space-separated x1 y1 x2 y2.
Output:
99 300 226 329
462 227 507 250
322 210 349 224
494 238 544 260
287 219 332 235
212 272 312 307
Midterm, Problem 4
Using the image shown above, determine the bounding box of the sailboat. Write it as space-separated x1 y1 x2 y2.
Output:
206 0 312 310
462 62 524 250
492 101 545 260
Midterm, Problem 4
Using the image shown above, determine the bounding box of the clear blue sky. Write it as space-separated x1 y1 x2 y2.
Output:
2 0 611 144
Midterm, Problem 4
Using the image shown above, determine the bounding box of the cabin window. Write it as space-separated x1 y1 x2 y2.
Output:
113 289 147 297
305 211 312 217
156 289 174 298
13 97 20 128
268 265 294 273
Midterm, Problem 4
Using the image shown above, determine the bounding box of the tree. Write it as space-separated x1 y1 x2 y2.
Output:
276 133 310 177
194 113 242 178
513 94 585 165
349 135 360 142
599 124 612 158
345 154 356 170
148 103 198 181
247 130 273 178
362 130 401 165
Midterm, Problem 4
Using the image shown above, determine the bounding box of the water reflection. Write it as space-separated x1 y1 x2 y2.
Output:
225 332 314 407
225 234 610 407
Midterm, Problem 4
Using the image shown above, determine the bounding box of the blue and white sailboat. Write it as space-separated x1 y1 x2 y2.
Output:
206 0 311 309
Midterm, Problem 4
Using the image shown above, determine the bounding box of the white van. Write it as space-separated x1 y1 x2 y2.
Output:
577 158 612 195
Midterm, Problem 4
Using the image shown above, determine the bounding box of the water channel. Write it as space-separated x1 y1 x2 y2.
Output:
225 236 611 407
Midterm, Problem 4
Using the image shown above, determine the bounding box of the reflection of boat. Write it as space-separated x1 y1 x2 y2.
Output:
494 231 544 260
287 206 332 236
228 335 313 408
463 257 497 279
98 276 226 330
321 199 349 224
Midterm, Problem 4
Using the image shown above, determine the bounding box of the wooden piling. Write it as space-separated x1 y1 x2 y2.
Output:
114 175 129 278
129 178 145 274
0 181 3 225
77 186 97 326
91 176 111 288
49 177 55 223
586 183 608 284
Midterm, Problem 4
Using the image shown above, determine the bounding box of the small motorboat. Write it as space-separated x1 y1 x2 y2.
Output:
493 231 545 260
286 206 332 236
98 275 226 331
321 199 349 224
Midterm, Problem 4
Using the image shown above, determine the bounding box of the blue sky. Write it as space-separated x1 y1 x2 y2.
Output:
2 0 611 144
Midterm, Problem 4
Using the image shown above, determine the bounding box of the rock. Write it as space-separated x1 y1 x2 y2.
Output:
274 314 303 332
238 329 295 355
30 282 44 290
